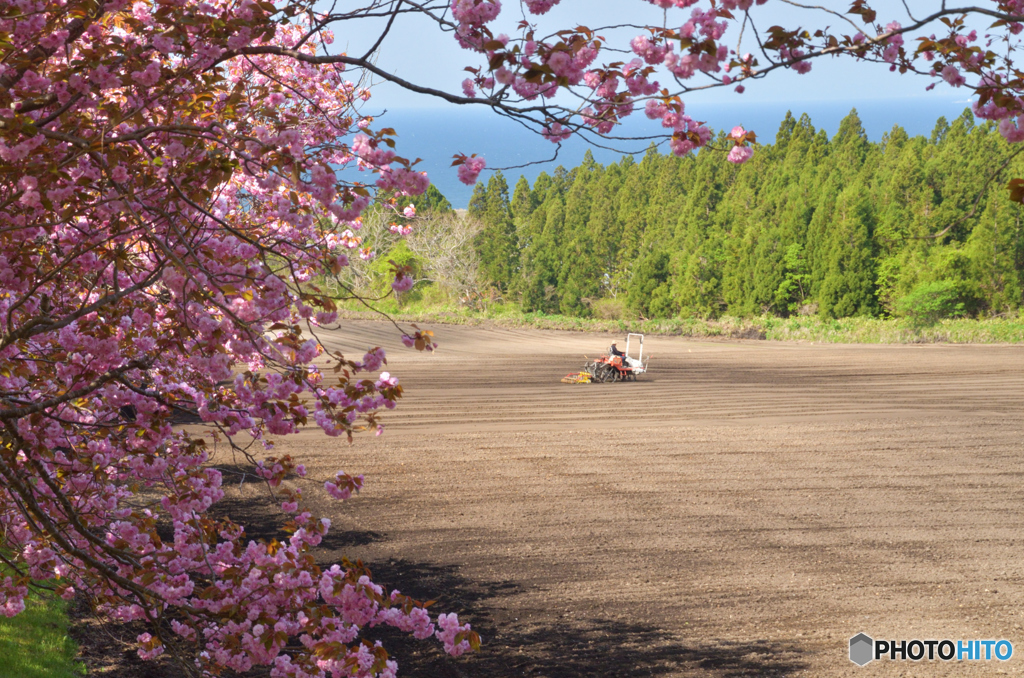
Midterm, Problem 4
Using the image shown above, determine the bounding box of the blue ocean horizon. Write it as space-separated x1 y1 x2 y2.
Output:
365 98 976 209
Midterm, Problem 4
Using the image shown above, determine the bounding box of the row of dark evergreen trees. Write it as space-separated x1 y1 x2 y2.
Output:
462 109 1024 319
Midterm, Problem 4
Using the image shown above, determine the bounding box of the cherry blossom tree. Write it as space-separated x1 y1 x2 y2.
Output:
3 0 1024 675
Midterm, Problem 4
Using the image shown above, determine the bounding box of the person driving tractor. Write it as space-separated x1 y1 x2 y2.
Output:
570 335 647 383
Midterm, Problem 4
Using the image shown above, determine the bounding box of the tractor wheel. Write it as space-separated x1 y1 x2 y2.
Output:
600 365 616 383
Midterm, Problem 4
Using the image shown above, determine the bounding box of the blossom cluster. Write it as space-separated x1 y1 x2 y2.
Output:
0 0 476 674
446 0 1024 174
449 0 773 166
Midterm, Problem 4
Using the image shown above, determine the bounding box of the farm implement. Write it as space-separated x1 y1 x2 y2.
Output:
562 333 649 384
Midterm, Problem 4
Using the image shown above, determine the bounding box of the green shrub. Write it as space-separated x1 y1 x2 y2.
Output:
366 240 425 303
591 297 630 320
896 280 974 327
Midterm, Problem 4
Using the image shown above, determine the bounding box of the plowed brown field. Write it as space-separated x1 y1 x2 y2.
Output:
262 322 1024 677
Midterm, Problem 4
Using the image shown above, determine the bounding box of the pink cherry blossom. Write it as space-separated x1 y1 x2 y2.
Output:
525 0 560 14
941 64 966 87
392 273 415 292
1000 117 1024 143
457 156 487 185
727 145 754 164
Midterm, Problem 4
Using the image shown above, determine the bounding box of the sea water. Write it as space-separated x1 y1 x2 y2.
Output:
351 97 975 209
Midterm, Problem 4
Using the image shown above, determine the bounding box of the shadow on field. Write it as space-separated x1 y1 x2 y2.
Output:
80 480 807 678
214 482 810 678
460 625 808 678
367 597 808 678
316 529 808 677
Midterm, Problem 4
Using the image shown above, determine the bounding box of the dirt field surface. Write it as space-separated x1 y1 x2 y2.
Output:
260 322 1024 677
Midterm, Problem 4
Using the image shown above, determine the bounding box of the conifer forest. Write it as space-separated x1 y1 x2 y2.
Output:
462 109 1024 321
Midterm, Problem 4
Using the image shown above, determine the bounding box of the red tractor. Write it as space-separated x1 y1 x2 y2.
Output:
585 333 649 383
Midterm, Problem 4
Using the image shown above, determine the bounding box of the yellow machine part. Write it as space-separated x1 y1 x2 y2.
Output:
561 372 592 384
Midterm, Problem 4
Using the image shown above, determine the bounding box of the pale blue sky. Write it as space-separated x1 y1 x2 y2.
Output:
340 1 977 111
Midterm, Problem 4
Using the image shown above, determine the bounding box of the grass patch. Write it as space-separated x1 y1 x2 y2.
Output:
336 299 1024 344
760 315 1024 343
0 590 84 678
